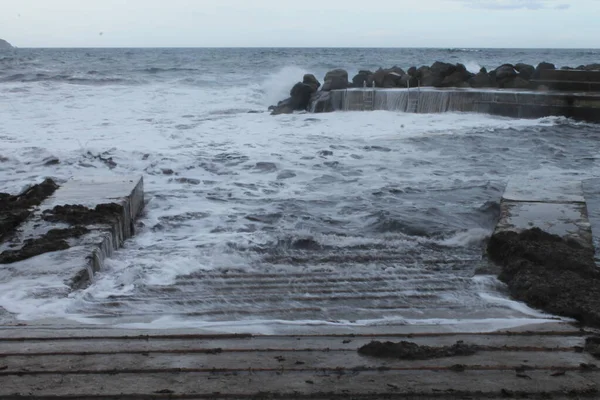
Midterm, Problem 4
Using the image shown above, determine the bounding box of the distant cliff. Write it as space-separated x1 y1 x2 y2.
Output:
0 39 14 49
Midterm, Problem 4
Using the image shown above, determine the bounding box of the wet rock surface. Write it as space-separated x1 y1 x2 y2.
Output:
358 340 479 360
0 178 59 242
0 226 89 264
488 228 600 327
42 203 124 226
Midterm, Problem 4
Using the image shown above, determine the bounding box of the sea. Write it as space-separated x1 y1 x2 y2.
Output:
1 47 599 333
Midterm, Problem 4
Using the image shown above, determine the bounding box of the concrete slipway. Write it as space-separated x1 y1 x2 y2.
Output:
1 175 600 399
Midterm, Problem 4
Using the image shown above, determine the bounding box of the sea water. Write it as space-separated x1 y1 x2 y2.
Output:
1 47 599 333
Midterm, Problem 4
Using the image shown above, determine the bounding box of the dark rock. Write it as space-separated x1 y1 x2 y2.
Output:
407 66 417 76
399 73 418 88
500 76 531 89
469 71 493 88
515 63 535 80
302 74 321 91
372 69 403 88
358 341 479 360
270 82 314 114
352 70 373 87
0 226 89 264
43 156 60 166
495 64 518 82
441 64 474 87
289 82 314 109
582 63 600 71
324 69 348 83
321 76 348 91
533 62 556 79
0 179 59 243
430 61 456 78
487 228 600 327
42 203 124 226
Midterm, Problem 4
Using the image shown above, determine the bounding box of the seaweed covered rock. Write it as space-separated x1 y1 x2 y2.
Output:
0 178 59 242
488 228 600 327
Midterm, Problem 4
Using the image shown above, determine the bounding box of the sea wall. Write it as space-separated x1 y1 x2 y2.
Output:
269 61 600 122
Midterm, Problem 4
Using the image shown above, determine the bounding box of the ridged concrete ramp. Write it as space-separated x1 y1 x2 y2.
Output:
2 176 600 398
1 323 599 399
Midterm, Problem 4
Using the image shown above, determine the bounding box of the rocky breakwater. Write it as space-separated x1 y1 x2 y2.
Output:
269 61 600 115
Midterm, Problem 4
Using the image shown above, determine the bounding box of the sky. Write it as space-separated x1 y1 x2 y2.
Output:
1 0 599 48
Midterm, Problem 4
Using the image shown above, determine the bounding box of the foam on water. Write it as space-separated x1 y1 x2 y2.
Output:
2 52 600 331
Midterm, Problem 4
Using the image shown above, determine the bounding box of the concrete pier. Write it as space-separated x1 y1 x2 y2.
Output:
326 87 600 122
0 176 144 290
494 177 593 248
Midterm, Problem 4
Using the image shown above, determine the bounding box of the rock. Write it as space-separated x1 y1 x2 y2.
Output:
321 76 348 91
418 62 457 87
487 228 600 328
430 61 456 78
289 82 314 108
441 64 474 87
407 66 417 76
270 82 314 115
324 69 349 83
0 39 13 50
303 74 321 91
515 63 535 80
469 70 493 88
352 70 373 87
399 73 418 88
500 76 531 89
373 69 403 88
495 64 518 82
358 341 479 360
533 62 556 79
581 63 600 71
0 178 59 242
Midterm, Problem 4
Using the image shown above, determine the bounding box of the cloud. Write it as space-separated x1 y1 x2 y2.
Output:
456 0 571 10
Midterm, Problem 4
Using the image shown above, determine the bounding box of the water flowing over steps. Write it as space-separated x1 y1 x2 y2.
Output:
1 325 599 398
73 258 502 324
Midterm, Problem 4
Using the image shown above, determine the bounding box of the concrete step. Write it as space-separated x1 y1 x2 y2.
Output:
1 326 598 398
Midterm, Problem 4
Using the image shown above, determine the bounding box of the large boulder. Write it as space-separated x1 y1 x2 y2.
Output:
322 69 349 91
430 61 456 78
440 63 474 87
270 82 314 115
469 68 493 88
494 64 518 82
372 68 404 88
303 74 321 91
515 63 535 81
324 69 348 83
418 62 458 87
352 70 373 87
0 39 13 50
321 76 348 91
533 62 556 79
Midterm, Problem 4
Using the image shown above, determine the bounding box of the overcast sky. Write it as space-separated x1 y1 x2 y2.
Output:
1 0 599 48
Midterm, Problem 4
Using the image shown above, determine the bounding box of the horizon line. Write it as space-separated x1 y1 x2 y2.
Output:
5 46 600 50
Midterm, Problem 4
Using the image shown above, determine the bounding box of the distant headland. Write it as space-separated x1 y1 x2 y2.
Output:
0 39 14 50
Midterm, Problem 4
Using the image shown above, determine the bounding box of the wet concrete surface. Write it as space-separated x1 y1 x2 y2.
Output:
0 323 599 399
